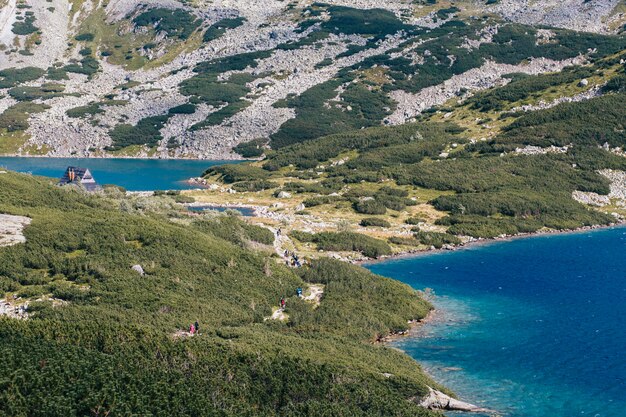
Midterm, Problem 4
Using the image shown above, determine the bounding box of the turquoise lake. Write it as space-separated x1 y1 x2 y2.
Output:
367 227 626 417
0 157 236 191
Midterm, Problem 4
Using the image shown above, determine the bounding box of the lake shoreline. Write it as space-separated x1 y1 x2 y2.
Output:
361 221 626 266
367 226 626 417
378 307 440 345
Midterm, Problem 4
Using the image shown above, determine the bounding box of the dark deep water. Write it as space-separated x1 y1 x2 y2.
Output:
367 227 626 417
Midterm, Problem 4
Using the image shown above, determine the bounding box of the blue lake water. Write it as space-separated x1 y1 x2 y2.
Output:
0 157 236 191
366 227 626 417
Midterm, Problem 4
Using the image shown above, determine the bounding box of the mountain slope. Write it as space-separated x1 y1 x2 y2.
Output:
0 170 440 416
0 0 624 158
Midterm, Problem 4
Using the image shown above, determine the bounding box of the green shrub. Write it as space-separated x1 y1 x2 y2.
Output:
388 236 421 246
414 231 461 249
108 115 171 150
0 67 44 88
360 217 391 227
354 199 386 215
9 84 66 102
193 216 274 245
231 180 277 192
168 103 196 114
204 164 270 183
0 102 49 132
602 73 626 93
74 33 95 41
303 196 344 207
203 17 246 42
66 104 103 118
12 15 38 35
303 231 392 258
133 8 201 40
233 139 267 158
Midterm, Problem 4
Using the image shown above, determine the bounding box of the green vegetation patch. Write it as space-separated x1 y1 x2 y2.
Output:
8 83 66 101
66 103 104 118
498 93 626 148
413 230 461 248
12 14 38 35
468 66 595 112
168 103 196 114
0 67 44 88
233 138 267 158
107 114 172 151
291 230 392 258
205 164 270 183
0 102 49 132
203 17 246 42
360 217 391 227
271 76 396 148
0 171 439 416
180 52 270 127
306 4 410 39
133 8 201 40
63 57 100 77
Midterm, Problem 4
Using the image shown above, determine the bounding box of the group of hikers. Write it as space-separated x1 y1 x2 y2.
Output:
276 228 305 268
188 321 200 335
284 250 303 268
278 288 304 310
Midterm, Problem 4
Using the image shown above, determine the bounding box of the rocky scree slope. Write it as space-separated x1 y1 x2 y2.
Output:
0 0 624 158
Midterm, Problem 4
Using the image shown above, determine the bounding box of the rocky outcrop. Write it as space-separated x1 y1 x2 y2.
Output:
0 214 31 247
0 299 28 319
418 387 496 414
572 190 611 207
131 264 145 276
0 0 70 71
572 170 626 208
600 169 626 200
487 0 623 34
510 85 603 113
387 57 585 124
1 0 622 158
515 145 569 156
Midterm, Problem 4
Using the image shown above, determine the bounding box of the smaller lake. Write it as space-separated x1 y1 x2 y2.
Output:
0 157 238 191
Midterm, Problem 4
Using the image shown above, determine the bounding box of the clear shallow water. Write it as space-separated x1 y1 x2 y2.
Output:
0 157 236 191
366 227 626 417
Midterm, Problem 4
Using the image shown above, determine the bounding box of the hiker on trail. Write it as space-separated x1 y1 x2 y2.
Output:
194 321 199 334
280 298 286 309
296 287 303 297
189 323 196 335
277 228 281 237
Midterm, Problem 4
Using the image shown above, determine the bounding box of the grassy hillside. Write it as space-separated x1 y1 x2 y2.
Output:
199 57 625 253
0 172 438 416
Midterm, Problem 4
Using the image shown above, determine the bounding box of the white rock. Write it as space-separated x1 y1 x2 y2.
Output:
131 265 145 276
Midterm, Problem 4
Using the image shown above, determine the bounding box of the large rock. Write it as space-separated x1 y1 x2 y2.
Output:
418 387 496 414
131 264 145 276
0 214 31 247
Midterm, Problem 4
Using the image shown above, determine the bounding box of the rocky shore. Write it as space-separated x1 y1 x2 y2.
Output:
363 221 626 266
